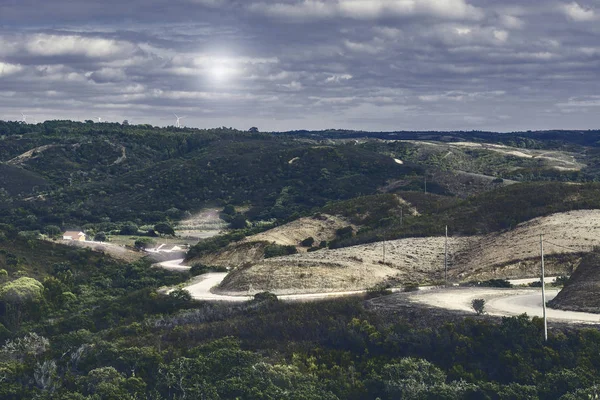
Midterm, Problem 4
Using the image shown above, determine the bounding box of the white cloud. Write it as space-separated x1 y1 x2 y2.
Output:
0 62 23 76
278 81 303 90
344 40 382 54
561 2 595 21
250 0 483 21
493 29 509 42
24 34 137 58
325 74 353 83
89 68 127 83
499 14 524 29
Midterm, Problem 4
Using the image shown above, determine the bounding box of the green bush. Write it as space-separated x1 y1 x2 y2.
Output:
472 298 486 315
300 237 315 247
189 264 228 276
264 244 298 258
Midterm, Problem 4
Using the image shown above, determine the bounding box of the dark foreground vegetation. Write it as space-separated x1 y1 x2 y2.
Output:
2 235 600 399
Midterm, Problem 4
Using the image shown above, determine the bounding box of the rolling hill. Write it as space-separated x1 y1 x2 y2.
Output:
548 250 600 313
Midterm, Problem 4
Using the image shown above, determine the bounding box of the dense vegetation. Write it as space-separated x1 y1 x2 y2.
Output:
0 121 419 235
5 121 600 398
322 182 600 249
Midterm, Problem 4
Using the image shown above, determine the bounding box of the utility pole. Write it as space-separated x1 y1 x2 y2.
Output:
444 225 448 285
424 175 427 194
540 234 548 342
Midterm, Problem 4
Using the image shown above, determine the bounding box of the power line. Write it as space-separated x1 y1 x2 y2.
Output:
544 240 591 252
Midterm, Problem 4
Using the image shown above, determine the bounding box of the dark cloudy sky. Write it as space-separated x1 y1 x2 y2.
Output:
1 0 599 131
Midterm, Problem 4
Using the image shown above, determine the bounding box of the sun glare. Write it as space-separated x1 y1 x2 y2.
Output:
201 55 239 85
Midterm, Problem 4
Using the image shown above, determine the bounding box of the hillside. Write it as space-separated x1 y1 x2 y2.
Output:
188 214 351 268
0 121 419 232
548 251 600 313
217 236 470 294
218 210 600 294
453 210 600 280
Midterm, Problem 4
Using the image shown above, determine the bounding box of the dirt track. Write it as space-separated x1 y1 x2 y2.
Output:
407 287 600 324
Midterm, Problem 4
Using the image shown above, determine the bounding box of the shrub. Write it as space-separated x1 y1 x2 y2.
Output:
472 299 486 315
403 283 420 292
134 238 155 250
253 291 278 303
300 237 315 247
552 275 570 287
94 231 107 242
366 284 392 299
264 244 297 258
336 226 354 240
189 264 228 276
481 279 513 288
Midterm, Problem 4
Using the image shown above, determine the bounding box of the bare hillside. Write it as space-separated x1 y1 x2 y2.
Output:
454 209 600 280
218 236 470 294
246 214 351 247
188 214 351 268
217 210 600 294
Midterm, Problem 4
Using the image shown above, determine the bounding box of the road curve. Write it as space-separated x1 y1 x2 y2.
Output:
157 259 368 302
408 287 600 324
156 259 597 320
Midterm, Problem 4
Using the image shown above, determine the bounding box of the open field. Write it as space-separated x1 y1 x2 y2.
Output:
175 208 227 239
59 240 145 262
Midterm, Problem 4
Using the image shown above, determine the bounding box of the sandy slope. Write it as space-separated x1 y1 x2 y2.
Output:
454 209 600 280
218 236 471 294
246 214 351 247
189 214 352 268
218 210 600 294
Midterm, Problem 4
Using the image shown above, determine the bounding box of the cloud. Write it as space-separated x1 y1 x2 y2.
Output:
0 62 23 77
24 34 138 58
561 2 596 21
1 0 600 131
249 0 483 21
325 74 353 83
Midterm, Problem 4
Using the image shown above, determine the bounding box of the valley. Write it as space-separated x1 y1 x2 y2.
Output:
4 121 600 399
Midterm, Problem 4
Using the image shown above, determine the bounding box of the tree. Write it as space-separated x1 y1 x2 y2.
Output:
120 222 138 235
301 237 315 247
0 277 45 328
44 225 62 238
249 127 259 133
472 299 486 315
134 238 155 250
94 232 107 242
229 213 248 229
154 222 175 236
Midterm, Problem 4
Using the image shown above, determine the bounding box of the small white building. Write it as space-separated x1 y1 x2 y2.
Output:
63 231 86 241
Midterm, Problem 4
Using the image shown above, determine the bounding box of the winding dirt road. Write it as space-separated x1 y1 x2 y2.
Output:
157 259 366 302
407 287 600 324
156 260 600 322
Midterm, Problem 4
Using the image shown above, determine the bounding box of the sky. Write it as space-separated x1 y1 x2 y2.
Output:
0 0 599 132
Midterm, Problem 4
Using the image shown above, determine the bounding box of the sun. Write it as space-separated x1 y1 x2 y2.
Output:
206 57 238 85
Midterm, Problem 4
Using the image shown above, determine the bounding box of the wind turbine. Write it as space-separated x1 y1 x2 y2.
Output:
20 112 28 123
94 116 103 123
174 114 185 128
